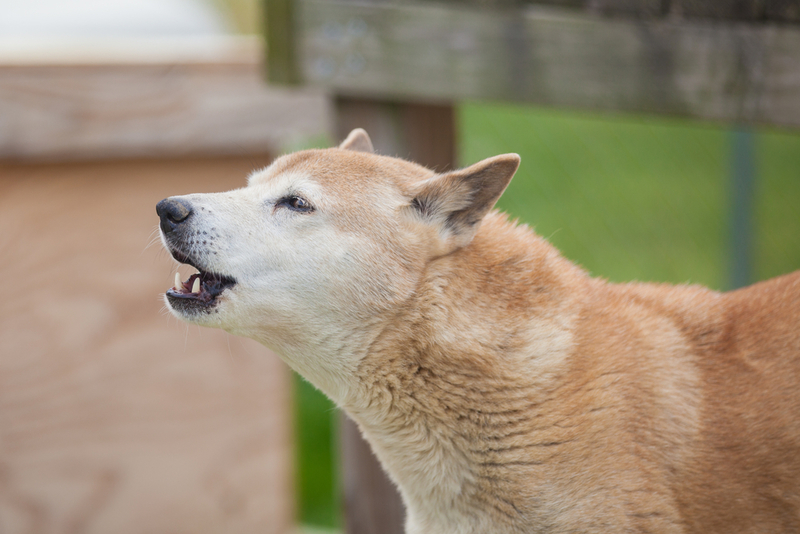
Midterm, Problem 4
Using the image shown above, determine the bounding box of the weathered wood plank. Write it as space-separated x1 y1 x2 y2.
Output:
670 0 763 20
595 0 666 17
759 25 800 124
670 0 799 22
281 0 800 128
764 0 800 22
283 0 800 22
0 37 329 161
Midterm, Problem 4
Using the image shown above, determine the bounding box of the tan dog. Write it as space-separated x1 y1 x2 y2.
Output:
157 129 800 533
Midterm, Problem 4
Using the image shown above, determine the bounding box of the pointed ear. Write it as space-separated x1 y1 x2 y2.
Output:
339 128 374 153
410 153 520 250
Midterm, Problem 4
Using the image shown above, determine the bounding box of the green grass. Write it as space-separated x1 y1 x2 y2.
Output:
295 103 800 528
294 374 340 528
755 128 800 282
459 103 800 290
459 102 729 289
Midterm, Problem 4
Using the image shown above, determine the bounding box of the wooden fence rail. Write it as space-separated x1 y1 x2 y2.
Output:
269 0 800 128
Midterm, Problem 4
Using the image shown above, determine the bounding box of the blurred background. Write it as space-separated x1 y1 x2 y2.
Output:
1 0 799 533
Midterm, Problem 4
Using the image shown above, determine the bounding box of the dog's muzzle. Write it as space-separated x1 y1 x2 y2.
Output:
156 196 236 314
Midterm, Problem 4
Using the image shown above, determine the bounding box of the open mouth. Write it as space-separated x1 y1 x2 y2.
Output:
165 251 236 311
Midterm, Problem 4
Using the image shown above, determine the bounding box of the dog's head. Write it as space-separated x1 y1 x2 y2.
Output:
157 129 519 396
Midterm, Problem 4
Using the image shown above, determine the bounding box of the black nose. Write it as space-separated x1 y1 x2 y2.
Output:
156 197 193 235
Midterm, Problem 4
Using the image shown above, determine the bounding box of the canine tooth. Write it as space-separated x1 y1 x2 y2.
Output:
174 272 181 290
191 277 201 294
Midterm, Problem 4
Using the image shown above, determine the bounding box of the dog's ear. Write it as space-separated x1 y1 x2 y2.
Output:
410 153 520 251
339 128 374 153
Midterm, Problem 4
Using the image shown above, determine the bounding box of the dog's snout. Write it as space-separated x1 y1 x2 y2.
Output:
156 197 193 234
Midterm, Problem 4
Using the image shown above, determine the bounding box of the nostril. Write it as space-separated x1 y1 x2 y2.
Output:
156 198 193 233
166 211 183 223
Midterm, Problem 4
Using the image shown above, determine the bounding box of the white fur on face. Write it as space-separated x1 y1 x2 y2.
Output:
163 164 420 401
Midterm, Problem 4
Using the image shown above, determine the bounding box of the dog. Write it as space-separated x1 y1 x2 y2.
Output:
157 129 800 533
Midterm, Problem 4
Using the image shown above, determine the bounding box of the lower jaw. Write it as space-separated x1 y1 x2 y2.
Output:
166 293 220 316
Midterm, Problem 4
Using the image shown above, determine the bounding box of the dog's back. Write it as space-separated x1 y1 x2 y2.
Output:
683 272 800 531
574 272 799 531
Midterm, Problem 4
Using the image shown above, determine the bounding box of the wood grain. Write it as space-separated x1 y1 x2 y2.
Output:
278 0 800 128
0 156 293 533
764 0 800 22
671 0 763 20
0 37 329 161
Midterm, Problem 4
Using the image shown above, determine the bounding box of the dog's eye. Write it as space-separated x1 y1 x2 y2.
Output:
278 195 314 213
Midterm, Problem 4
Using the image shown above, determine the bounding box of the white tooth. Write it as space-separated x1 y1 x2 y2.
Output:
192 277 201 294
174 272 181 290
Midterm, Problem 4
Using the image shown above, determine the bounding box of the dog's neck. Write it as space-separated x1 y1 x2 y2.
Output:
338 213 588 531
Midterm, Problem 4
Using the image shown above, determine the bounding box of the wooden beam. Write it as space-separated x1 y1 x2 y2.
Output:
764 0 800 23
595 0 666 17
671 0 764 20
273 0 800 128
0 37 329 161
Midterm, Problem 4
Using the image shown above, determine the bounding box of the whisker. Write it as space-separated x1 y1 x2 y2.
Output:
143 225 165 254
237 337 257 356
225 332 236 366
144 236 163 253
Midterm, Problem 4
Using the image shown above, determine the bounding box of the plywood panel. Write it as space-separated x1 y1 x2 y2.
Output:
0 156 294 533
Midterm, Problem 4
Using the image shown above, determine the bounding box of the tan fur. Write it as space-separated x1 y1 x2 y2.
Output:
158 129 800 533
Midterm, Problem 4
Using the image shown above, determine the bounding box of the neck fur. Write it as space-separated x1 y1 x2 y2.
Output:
338 213 587 531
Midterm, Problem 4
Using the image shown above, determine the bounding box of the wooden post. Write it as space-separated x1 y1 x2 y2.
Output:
334 97 456 171
335 96 455 534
